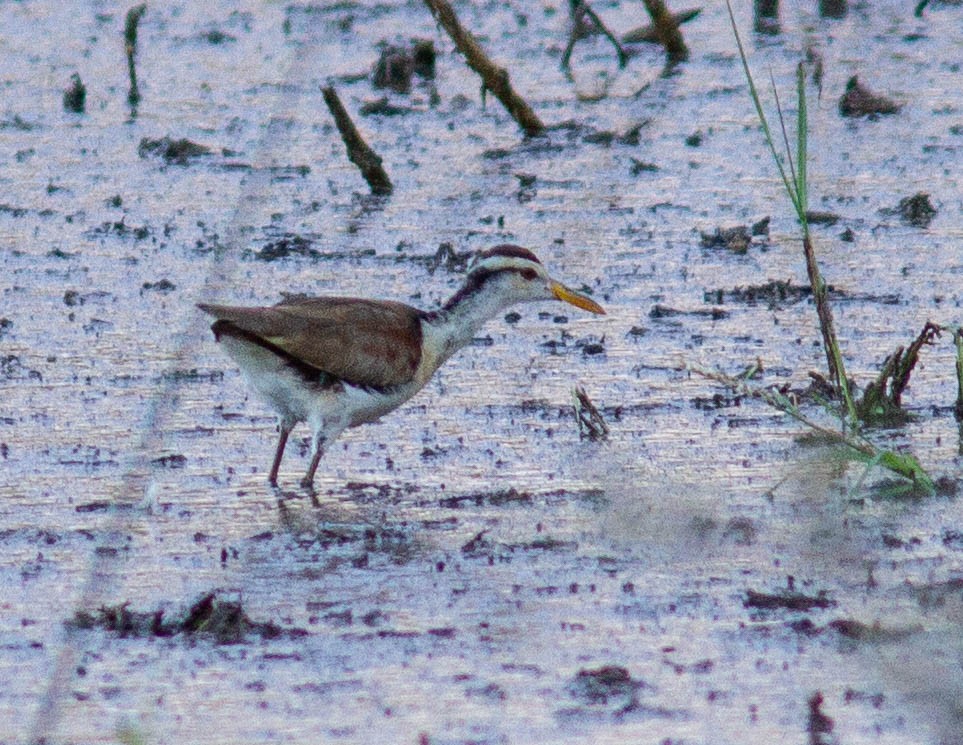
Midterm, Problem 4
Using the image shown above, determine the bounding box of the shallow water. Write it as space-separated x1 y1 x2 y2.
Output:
2 1 963 743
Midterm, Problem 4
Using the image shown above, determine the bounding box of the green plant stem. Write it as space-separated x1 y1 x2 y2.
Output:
726 0 856 425
689 365 933 492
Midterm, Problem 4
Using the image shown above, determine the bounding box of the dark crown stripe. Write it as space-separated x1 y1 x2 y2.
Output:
477 244 542 264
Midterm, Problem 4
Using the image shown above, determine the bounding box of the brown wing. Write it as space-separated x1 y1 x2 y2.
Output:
198 297 423 388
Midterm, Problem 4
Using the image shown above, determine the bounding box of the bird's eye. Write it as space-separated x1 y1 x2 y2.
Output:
520 268 537 281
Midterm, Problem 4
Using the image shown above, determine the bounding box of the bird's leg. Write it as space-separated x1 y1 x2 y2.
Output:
301 435 326 490
268 421 293 487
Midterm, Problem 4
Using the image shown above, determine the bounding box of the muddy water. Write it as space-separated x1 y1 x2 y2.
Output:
2 1 962 743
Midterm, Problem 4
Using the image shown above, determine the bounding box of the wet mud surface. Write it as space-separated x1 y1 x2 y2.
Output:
2 1 963 743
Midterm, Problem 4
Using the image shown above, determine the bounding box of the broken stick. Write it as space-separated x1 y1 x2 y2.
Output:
561 0 628 73
641 0 689 63
423 0 544 137
321 86 393 196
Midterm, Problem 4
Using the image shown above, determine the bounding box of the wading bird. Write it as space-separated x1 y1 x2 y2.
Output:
198 245 605 488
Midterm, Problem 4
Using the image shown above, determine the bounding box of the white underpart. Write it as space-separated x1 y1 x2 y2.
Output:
219 335 424 451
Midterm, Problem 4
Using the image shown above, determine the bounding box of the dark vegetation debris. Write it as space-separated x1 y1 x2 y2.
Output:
203 29 236 44
372 40 435 94
753 0 780 34
807 692 835 745
855 322 941 425
62 73 86 113
700 224 754 253
424 242 472 274
252 234 318 261
622 7 701 43
88 219 150 239
896 192 937 227
561 0 628 73
566 665 646 713
138 136 212 164
141 279 176 293
359 97 412 117
838 76 900 118
373 46 414 94
819 0 848 19
650 304 728 320
704 279 822 308
629 158 658 175
151 453 187 468
573 385 609 440
744 588 835 611
68 593 304 644
125 4 147 108
804 210 840 225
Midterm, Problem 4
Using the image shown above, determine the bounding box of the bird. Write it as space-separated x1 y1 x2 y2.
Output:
198 244 605 488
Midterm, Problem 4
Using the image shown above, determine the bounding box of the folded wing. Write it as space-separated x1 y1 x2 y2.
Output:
198 297 423 389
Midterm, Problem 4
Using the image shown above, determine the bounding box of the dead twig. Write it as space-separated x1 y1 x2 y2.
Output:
561 0 628 74
125 4 147 109
641 0 689 63
622 8 701 43
573 385 608 441
423 0 544 136
321 86 393 196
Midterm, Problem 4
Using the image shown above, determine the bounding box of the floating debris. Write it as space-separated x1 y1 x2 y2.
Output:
744 588 835 611
68 593 302 644
897 192 936 227
359 97 412 117
252 234 318 261
805 210 840 226
838 76 900 118
141 279 176 294
700 224 751 253
704 279 819 308
203 29 236 45
565 665 646 715
138 136 212 164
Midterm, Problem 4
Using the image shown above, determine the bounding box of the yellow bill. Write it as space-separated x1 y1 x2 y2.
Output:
551 281 606 315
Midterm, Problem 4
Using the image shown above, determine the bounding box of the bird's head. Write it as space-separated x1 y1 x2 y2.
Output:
464 245 605 315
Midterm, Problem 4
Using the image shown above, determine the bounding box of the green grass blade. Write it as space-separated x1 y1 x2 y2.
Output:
796 62 808 223
725 0 798 212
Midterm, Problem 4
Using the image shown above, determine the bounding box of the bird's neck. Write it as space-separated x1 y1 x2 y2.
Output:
423 281 515 366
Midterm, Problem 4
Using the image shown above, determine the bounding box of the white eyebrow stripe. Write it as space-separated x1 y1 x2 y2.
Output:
470 255 545 274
